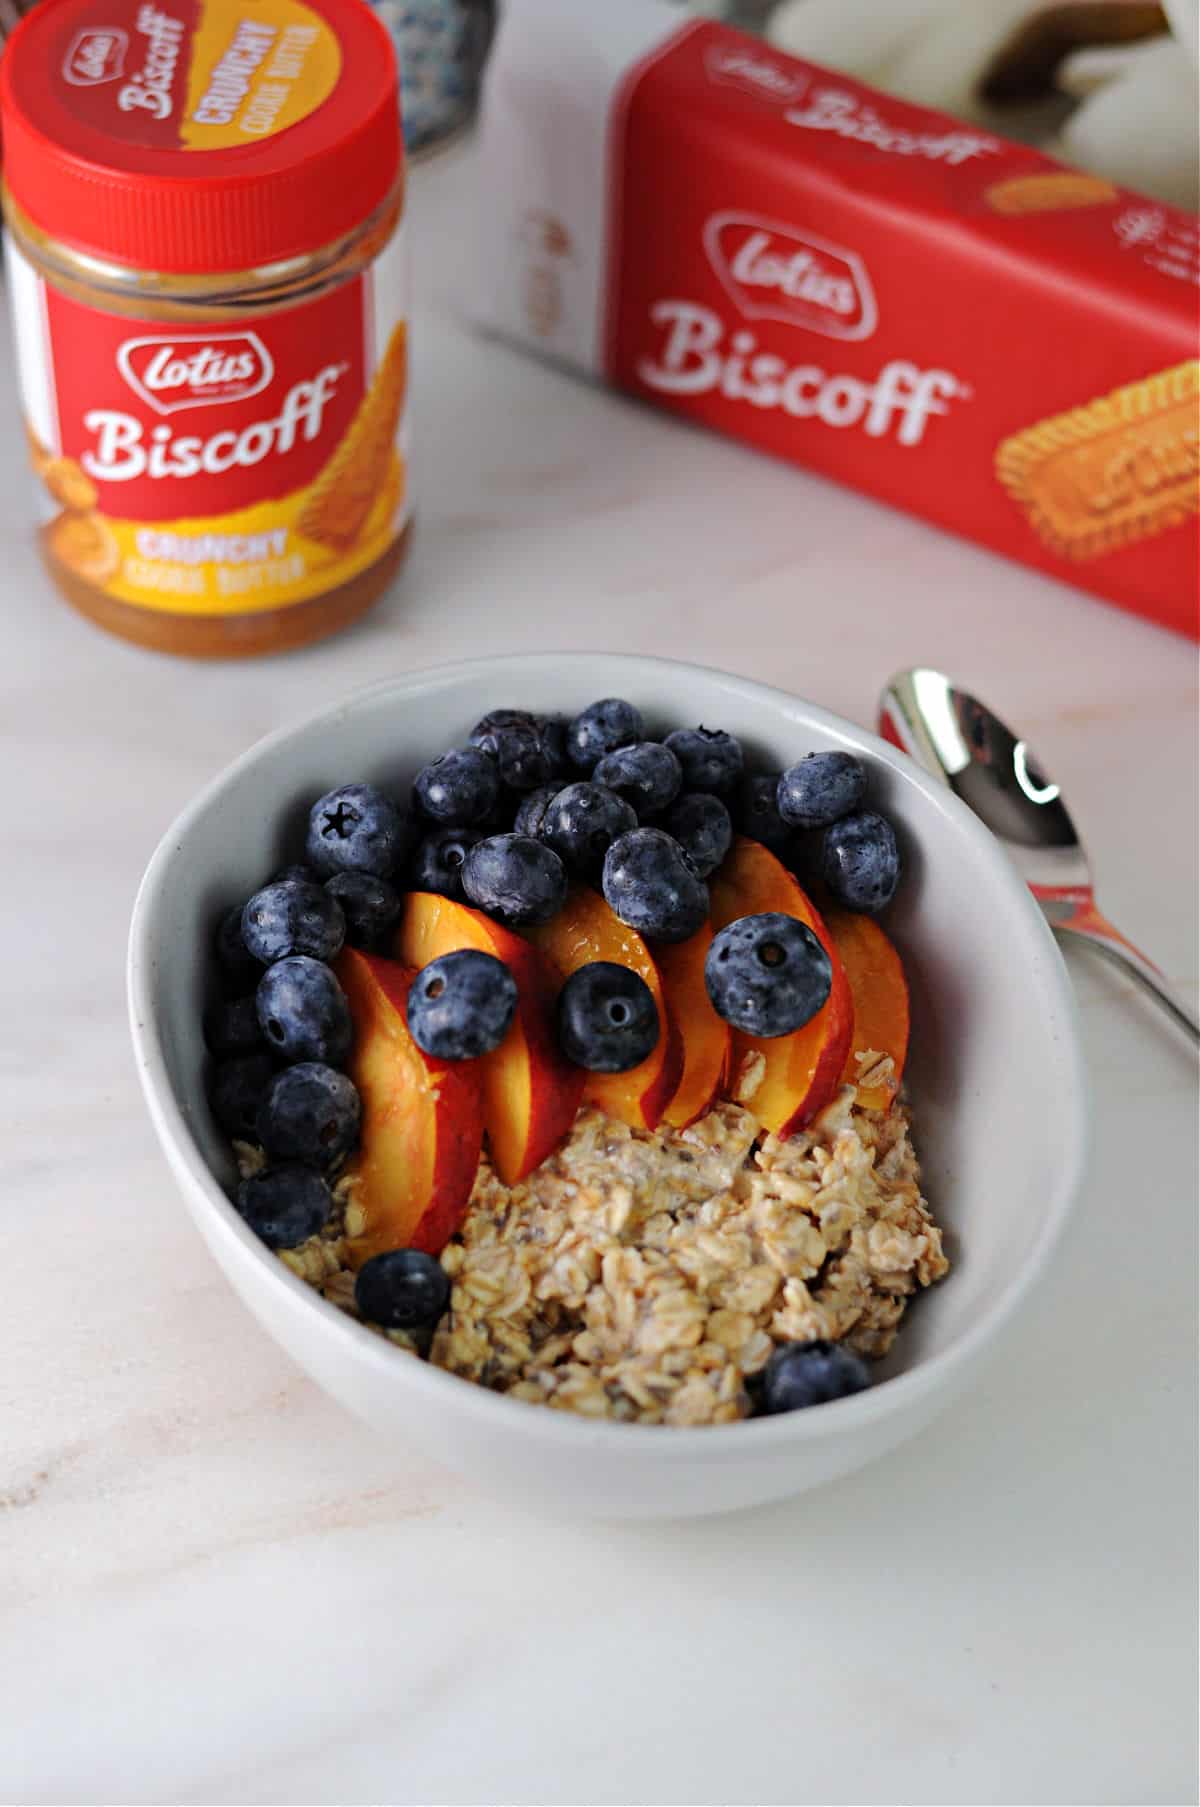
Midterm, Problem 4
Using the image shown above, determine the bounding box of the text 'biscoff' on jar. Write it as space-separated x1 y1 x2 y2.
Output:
0 0 410 657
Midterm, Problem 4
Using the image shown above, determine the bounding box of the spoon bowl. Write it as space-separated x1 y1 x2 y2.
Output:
880 668 1199 1043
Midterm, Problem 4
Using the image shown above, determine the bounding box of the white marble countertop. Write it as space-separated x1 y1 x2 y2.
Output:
3 141 1197 1807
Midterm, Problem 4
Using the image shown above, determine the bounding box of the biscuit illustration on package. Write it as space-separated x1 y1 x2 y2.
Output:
298 323 408 552
358 452 406 546
45 510 120 582
42 455 99 513
984 172 1120 214
995 361 1200 561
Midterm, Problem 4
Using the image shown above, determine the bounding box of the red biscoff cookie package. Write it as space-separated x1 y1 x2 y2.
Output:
474 0 1199 640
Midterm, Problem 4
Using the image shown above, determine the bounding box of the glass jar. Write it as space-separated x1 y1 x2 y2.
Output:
0 0 411 657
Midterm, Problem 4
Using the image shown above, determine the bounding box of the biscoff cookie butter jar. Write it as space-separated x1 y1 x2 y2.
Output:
0 0 410 655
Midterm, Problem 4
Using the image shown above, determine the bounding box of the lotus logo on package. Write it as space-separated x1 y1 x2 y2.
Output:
703 45 806 105
703 212 877 341
62 27 129 85
116 332 275 414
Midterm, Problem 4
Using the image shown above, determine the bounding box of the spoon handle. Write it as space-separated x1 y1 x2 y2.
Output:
1038 894 1200 1043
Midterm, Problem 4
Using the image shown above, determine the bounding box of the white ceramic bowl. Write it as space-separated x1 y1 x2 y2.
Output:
128 654 1088 1519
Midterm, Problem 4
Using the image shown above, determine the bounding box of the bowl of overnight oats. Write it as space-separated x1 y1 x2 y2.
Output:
129 654 1087 1518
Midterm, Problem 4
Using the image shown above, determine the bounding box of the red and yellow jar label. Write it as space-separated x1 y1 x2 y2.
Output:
58 0 341 151
6 227 410 615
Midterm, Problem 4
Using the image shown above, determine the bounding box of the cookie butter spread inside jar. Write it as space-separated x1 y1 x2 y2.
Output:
0 0 410 656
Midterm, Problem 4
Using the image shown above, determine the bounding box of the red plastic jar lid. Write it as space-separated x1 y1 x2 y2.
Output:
0 0 401 273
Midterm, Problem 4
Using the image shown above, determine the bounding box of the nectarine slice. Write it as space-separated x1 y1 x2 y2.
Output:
708 837 853 1135
655 923 730 1129
398 893 584 1185
824 909 909 1112
525 886 684 1130
335 948 484 1262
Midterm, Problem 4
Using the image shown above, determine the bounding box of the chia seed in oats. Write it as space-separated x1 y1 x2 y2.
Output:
273 1060 949 1427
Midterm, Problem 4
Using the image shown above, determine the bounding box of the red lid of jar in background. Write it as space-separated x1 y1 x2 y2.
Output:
0 0 401 273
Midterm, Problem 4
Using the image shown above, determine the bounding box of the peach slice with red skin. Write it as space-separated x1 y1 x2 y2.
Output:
655 922 730 1129
334 947 484 1262
708 837 853 1135
397 892 584 1186
823 908 909 1112
525 886 684 1131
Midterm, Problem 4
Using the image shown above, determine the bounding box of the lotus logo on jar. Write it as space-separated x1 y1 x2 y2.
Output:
116 332 276 414
62 27 129 84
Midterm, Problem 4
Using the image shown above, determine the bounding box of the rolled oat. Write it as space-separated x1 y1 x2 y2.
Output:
275 1066 949 1426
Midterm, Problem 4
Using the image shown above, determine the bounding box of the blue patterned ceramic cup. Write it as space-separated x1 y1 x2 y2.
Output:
371 0 495 152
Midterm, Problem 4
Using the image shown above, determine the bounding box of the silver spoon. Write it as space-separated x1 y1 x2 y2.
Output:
879 667 1199 1043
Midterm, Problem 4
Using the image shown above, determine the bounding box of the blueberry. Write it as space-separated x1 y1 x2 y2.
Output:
408 826 483 902
241 878 345 966
494 724 554 791
534 713 570 779
414 746 500 826
272 863 319 885
203 994 263 1058
256 956 353 1066
214 903 260 990
566 698 644 773
237 1165 332 1250
602 827 709 945
468 706 535 743
658 791 732 879
704 912 832 1037
208 1052 277 1140
512 784 559 839
735 773 795 855
306 783 409 879
462 834 567 927
664 726 743 794
257 1062 361 1169
761 1339 870 1413
592 742 682 818
406 950 519 1060
325 872 402 952
469 710 562 791
541 782 638 879
822 810 901 914
777 752 868 830
557 961 659 1073
355 1248 451 1331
